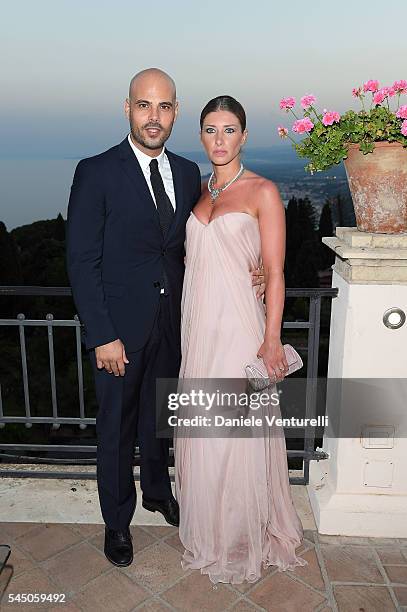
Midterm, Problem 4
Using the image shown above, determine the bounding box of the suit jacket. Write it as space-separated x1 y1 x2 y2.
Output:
66 136 201 352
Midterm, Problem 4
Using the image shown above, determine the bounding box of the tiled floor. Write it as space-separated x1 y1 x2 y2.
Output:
0 522 406 611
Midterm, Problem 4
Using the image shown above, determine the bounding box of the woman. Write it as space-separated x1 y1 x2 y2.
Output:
174 95 307 584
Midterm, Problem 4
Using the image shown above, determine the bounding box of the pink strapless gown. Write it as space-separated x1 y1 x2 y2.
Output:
174 212 308 584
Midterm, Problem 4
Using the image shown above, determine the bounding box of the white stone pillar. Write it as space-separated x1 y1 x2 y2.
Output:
307 227 407 537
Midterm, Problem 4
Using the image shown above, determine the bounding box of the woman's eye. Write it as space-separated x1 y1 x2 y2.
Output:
205 128 216 133
225 128 235 134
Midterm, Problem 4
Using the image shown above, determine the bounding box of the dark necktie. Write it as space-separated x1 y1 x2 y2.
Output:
149 158 175 237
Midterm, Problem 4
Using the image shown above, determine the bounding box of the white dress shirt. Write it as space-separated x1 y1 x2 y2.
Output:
127 134 176 211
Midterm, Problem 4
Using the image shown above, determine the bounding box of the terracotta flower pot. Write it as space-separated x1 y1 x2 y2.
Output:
343 141 407 234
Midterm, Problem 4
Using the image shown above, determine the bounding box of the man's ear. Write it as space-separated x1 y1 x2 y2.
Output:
173 100 179 122
124 98 130 119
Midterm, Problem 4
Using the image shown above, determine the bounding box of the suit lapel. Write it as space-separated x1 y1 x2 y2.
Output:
118 138 185 243
118 137 162 233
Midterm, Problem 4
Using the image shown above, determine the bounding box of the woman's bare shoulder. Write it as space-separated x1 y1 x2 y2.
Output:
243 170 277 187
243 172 281 203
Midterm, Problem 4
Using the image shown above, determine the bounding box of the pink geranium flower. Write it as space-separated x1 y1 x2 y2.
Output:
382 86 396 97
396 105 407 119
352 87 362 97
401 120 407 136
322 111 341 126
373 89 387 105
279 97 296 110
277 126 289 138
300 94 316 109
292 118 314 133
393 80 407 94
363 79 379 93
374 87 397 105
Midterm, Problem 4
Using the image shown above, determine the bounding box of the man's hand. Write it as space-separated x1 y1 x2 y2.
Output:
95 339 129 376
251 265 266 299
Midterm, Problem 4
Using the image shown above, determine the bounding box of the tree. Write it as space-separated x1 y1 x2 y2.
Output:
293 239 320 288
297 197 317 242
0 221 23 285
318 200 334 240
330 192 356 229
285 197 319 287
285 197 299 245
317 201 335 270
285 197 299 286
54 213 66 242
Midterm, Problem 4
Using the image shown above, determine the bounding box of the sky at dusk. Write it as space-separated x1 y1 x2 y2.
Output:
1 0 407 158
1 0 406 228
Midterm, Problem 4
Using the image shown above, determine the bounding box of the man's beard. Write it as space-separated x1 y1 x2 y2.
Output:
131 122 172 151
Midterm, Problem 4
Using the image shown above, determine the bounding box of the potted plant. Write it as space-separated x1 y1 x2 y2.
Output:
278 80 407 234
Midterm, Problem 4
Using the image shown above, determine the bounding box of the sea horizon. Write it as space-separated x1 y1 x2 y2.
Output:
0 145 348 231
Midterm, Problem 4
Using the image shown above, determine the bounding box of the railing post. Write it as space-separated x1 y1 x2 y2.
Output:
74 315 86 430
17 313 32 428
46 314 60 430
303 293 321 485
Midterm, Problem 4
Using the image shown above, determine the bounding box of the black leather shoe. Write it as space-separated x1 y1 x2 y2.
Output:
142 496 179 527
104 527 133 567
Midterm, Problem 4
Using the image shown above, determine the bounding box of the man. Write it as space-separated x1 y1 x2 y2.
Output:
67 68 263 568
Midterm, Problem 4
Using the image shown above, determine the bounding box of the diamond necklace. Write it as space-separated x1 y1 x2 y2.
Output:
207 164 245 203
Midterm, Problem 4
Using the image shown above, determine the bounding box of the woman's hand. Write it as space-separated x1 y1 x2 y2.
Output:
257 338 288 383
251 264 266 298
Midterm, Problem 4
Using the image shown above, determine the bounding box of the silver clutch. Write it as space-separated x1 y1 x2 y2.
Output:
245 344 303 391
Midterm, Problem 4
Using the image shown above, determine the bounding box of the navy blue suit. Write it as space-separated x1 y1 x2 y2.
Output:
67 136 201 529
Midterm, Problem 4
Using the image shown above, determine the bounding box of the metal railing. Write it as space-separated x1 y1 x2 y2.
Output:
0 286 338 483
